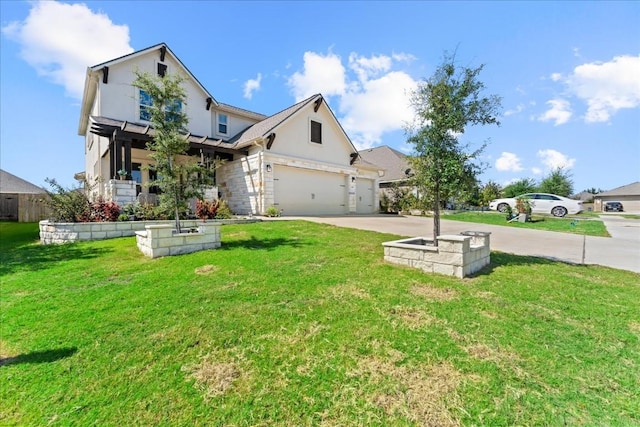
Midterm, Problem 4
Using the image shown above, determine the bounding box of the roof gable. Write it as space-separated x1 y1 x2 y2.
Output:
0 169 46 194
597 181 640 197
358 146 412 182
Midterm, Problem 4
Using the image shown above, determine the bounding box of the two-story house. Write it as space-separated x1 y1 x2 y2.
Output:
78 43 380 215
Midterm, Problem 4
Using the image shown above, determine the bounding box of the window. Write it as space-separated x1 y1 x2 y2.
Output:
218 113 228 134
166 99 182 122
140 89 152 121
131 163 142 195
140 89 182 122
310 120 322 144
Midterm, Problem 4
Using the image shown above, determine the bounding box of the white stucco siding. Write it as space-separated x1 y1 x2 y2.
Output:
95 51 213 137
213 111 259 140
273 165 348 215
268 106 354 167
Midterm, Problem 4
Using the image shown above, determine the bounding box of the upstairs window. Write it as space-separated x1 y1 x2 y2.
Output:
310 120 322 144
218 113 228 135
139 89 182 122
139 89 152 121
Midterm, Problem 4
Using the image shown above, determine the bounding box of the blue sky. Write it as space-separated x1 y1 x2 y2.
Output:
1 1 639 193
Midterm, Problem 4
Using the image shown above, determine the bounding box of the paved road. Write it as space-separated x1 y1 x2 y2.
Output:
273 214 640 274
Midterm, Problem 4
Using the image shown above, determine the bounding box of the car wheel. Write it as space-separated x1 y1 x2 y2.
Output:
551 206 567 217
497 203 509 213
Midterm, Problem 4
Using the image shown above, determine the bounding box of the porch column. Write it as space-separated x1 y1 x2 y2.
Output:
123 138 132 180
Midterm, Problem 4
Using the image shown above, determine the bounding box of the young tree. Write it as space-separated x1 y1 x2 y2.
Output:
480 180 502 206
406 54 501 244
133 71 212 233
502 178 537 197
538 167 574 197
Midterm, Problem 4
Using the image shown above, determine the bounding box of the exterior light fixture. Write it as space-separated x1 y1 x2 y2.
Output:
266 164 272 173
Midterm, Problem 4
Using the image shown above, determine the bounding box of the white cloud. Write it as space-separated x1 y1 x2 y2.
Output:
531 167 543 175
287 51 346 101
538 99 572 125
567 55 640 123
537 149 576 170
2 1 133 99
504 103 525 117
495 152 523 172
288 51 418 149
550 73 563 82
243 73 262 99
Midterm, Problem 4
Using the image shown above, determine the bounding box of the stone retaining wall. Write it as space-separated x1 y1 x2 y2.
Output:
382 231 491 278
135 223 221 258
39 219 257 244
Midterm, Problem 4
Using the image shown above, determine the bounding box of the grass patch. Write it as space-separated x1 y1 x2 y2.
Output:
1 221 639 425
443 211 610 237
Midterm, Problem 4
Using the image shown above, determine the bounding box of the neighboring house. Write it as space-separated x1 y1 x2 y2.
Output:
78 43 379 215
593 182 640 212
0 169 49 222
358 146 415 211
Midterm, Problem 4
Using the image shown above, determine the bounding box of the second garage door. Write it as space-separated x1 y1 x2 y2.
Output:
273 166 347 215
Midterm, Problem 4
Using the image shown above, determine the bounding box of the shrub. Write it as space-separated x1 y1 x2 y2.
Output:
196 199 219 220
43 178 91 222
265 205 280 217
118 214 130 222
90 197 120 222
214 199 233 219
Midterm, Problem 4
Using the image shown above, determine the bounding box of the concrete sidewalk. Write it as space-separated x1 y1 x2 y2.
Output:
273 214 640 274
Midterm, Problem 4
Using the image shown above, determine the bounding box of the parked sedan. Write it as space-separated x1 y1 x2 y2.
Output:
489 193 583 217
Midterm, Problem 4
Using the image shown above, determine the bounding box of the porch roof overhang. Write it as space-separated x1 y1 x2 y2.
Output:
89 116 248 156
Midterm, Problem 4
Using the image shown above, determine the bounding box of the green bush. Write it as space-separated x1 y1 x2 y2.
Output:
265 205 280 217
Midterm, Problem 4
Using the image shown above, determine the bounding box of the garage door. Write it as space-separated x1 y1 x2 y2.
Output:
273 166 347 215
356 178 375 214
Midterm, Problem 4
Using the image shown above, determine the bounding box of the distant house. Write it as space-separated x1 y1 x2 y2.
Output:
0 169 49 222
593 182 640 212
78 42 380 215
358 146 415 211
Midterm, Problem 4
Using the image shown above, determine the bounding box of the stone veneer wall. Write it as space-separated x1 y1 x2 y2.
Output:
135 223 221 258
104 179 136 207
39 219 256 244
382 232 491 278
217 154 262 215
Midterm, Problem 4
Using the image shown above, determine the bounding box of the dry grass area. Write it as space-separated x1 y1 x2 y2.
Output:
410 284 459 301
350 347 465 427
183 355 241 399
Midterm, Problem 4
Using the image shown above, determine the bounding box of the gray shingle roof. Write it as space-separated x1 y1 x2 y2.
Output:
0 169 46 194
357 146 412 182
229 94 320 148
597 181 640 197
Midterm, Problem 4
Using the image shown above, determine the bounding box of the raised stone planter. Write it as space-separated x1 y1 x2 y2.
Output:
382 231 491 278
39 219 257 244
135 223 221 258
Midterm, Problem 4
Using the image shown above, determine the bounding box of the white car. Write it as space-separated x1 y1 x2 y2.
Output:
489 193 583 217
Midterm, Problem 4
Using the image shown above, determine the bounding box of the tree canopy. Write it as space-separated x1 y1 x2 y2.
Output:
406 54 501 243
538 168 574 197
502 178 538 198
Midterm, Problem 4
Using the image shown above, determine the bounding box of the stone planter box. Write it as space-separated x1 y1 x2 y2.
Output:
382 231 491 278
135 223 221 258
39 218 257 244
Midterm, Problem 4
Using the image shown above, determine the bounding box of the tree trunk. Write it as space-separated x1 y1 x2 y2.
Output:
433 190 440 247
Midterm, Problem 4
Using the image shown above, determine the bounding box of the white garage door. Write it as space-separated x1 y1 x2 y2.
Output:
356 178 375 214
273 166 347 215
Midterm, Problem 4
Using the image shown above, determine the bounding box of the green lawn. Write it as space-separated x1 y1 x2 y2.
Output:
442 211 610 237
1 221 639 426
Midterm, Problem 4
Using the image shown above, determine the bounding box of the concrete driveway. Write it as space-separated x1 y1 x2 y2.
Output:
275 214 640 274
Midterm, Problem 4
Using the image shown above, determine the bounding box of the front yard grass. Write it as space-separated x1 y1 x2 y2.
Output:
1 221 639 426
443 211 610 237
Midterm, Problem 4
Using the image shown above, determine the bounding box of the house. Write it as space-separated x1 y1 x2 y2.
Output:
593 182 640 213
78 43 380 215
0 169 49 222
358 146 415 211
